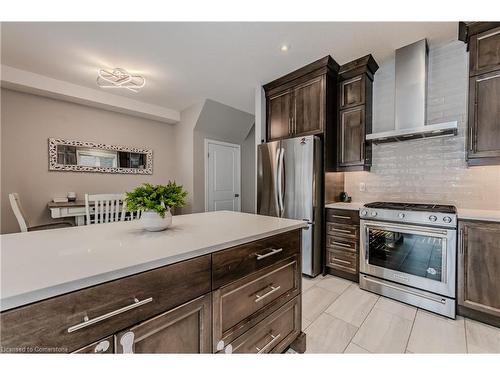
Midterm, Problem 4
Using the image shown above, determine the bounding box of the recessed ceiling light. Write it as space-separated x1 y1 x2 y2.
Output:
96 68 145 93
280 44 290 52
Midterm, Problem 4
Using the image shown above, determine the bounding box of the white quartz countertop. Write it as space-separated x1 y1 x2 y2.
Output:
0 211 306 311
457 208 500 223
325 202 364 211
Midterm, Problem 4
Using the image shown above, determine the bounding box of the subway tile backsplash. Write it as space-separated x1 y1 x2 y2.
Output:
345 40 500 210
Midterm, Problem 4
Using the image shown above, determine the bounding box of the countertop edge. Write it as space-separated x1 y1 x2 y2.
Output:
0 222 306 312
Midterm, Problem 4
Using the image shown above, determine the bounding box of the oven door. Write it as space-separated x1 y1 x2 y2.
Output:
360 220 456 298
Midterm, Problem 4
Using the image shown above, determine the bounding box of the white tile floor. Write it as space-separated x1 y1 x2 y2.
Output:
302 275 500 353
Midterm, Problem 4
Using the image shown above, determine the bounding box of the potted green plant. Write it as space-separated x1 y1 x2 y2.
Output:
125 182 187 231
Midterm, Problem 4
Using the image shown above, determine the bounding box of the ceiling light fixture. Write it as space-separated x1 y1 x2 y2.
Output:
96 68 146 93
280 44 290 52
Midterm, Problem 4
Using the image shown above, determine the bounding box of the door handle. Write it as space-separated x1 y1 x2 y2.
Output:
255 333 281 353
255 247 283 260
119 331 135 354
234 194 240 198
277 148 285 217
254 285 281 303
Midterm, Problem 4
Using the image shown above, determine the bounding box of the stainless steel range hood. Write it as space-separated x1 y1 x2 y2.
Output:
366 39 457 144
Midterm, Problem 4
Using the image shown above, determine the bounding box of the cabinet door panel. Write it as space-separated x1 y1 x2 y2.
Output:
470 27 500 75
468 72 500 161
267 91 292 141
293 76 324 135
340 75 365 109
115 294 211 353
458 222 500 317
339 106 365 166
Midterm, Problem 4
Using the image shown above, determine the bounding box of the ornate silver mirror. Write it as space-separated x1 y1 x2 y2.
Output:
48 138 152 174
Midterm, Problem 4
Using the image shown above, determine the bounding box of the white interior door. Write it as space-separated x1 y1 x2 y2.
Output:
206 140 241 212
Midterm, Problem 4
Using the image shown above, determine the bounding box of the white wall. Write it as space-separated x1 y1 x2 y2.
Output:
345 40 500 209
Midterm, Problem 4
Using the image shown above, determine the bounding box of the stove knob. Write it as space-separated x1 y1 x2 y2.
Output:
370 211 377 217
443 216 452 223
398 213 405 219
429 215 438 222
360 210 368 217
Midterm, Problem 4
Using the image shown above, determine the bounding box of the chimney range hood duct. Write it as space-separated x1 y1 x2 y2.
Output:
366 39 457 144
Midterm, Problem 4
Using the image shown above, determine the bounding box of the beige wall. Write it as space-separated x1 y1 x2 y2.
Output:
1 89 178 234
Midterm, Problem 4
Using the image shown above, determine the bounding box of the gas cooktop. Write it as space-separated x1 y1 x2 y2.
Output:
364 202 457 214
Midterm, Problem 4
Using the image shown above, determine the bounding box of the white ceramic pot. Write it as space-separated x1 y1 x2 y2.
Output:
140 209 172 232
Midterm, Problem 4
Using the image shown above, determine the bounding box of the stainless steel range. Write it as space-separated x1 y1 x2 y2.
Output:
359 202 457 318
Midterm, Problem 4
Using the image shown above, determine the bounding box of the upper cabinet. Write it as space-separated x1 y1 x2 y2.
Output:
337 55 378 171
263 56 339 171
460 22 500 166
264 56 336 141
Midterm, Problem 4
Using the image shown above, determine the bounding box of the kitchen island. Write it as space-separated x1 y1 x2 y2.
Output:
0 211 307 354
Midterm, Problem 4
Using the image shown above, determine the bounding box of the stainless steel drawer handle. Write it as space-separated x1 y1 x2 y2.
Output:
330 228 351 234
255 333 281 353
255 285 281 303
255 248 283 260
330 215 351 220
332 257 351 265
67 297 153 333
331 241 353 248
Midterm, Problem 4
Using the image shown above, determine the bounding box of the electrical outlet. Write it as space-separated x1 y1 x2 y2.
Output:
359 182 366 192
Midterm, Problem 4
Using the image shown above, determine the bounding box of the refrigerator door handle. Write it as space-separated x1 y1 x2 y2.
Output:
277 147 285 217
274 149 281 216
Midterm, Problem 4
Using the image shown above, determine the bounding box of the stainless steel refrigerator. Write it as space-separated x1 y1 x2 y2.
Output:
257 135 323 277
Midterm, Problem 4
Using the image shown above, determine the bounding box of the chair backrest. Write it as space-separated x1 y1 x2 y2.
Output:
84 193 141 225
9 193 29 232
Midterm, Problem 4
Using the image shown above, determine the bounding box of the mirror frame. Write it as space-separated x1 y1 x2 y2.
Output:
48 138 153 175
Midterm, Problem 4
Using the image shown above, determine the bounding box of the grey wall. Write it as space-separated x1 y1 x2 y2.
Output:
345 40 500 209
1 89 178 234
192 99 255 213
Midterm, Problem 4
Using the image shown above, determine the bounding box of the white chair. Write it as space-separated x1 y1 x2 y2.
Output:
9 193 73 232
84 193 141 225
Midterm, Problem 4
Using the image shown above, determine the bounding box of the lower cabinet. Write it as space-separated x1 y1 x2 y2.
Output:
325 208 360 282
114 294 211 354
458 220 500 326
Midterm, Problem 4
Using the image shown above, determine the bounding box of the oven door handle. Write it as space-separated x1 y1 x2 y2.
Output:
361 220 452 238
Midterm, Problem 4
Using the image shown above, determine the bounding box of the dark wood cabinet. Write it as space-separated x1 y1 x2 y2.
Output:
337 55 378 171
462 23 500 166
293 76 325 136
324 208 360 282
263 56 339 171
268 90 293 140
0 229 304 354
467 71 500 163
458 220 500 327
115 294 211 353
469 26 500 76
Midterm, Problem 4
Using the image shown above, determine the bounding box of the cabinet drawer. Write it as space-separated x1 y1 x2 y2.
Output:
0 255 211 353
326 222 358 239
327 250 357 274
212 230 300 289
326 235 357 253
326 208 360 225
213 256 300 348
229 296 301 354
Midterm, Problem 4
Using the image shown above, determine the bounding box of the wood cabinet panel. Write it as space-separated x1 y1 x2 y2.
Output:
115 294 211 353
339 106 366 166
458 221 500 320
0 255 211 353
340 75 365 109
229 296 300 354
267 90 292 141
212 257 300 349
326 249 357 275
326 208 360 225
212 230 300 289
468 72 500 163
293 76 324 135
470 26 500 76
